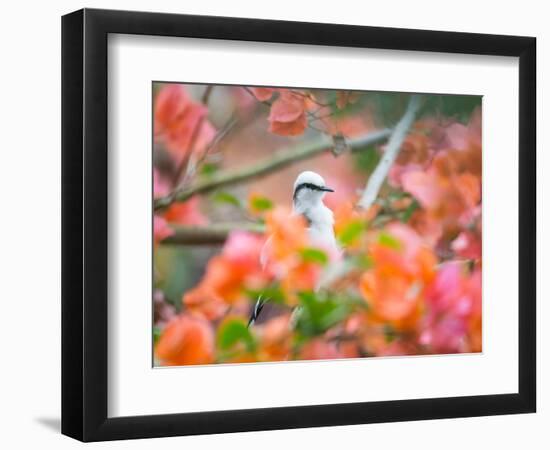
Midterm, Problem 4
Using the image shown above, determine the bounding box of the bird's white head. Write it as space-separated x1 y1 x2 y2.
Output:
292 171 334 210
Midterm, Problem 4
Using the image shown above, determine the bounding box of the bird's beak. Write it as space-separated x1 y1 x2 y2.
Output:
321 186 334 193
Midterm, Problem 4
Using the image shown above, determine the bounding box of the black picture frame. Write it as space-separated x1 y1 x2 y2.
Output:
62 8 536 442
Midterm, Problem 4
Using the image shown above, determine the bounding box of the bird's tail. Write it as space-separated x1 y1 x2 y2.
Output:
247 295 267 328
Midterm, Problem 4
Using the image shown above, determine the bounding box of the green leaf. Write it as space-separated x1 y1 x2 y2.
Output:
378 232 402 250
244 283 285 305
295 291 351 337
354 145 381 173
213 191 242 208
384 324 397 343
250 195 274 212
422 94 482 123
200 162 219 177
155 247 192 311
217 319 256 353
337 221 365 246
351 253 373 269
300 247 329 265
400 199 419 223
153 327 162 344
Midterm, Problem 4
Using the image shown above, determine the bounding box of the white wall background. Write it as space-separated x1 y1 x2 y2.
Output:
0 1 545 448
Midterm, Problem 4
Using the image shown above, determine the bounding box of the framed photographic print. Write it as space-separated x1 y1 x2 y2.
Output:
61 8 536 442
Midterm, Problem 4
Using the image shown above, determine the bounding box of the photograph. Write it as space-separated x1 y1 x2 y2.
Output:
152 82 482 367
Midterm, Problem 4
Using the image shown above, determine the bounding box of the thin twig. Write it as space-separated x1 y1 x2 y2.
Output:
242 86 273 106
243 86 332 135
154 128 392 211
201 85 214 104
171 115 206 186
171 86 216 187
357 95 422 209
289 89 330 107
181 115 240 185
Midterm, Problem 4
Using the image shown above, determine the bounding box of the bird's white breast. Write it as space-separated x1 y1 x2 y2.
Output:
304 204 337 252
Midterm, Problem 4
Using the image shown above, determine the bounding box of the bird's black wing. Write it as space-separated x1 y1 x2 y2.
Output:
247 295 268 327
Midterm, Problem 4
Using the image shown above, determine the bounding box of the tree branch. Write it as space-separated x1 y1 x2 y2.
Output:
357 95 422 209
155 128 391 211
163 222 265 245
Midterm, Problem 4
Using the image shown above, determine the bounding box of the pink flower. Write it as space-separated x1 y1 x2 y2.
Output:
419 316 468 353
388 163 424 187
154 215 174 245
401 171 443 210
451 231 481 260
154 84 216 163
153 168 171 199
420 263 481 353
222 231 266 270
321 177 356 211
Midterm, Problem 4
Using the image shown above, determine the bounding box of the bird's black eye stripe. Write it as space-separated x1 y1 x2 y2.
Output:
293 182 324 200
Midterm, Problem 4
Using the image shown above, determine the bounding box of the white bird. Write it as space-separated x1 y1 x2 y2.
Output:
291 170 338 252
248 171 338 326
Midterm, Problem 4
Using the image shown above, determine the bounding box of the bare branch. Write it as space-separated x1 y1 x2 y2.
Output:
163 222 265 245
171 115 206 186
155 128 391 211
171 86 216 187
357 95 422 209
181 115 240 185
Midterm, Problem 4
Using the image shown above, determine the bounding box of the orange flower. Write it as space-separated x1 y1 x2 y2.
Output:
185 231 268 308
280 262 322 305
250 87 276 101
155 314 215 366
164 197 207 226
466 268 482 352
396 130 431 166
258 314 292 361
202 256 247 303
401 157 481 239
360 223 436 329
335 90 360 109
154 84 216 162
183 284 228 321
263 207 325 304
407 209 443 248
264 207 308 263
154 84 189 136
268 91 308 136
299 338 343 360
390 113 482 250
344 312 392 356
